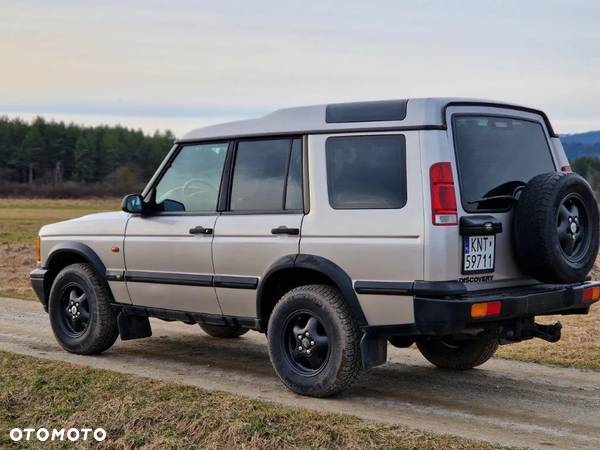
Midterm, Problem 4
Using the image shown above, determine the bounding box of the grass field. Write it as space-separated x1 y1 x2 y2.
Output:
0 198 119 300
0 351 501 450
0 198 598 371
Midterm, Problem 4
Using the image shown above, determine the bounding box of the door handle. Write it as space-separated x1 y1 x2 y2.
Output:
271 226 300 235
189 226 213 235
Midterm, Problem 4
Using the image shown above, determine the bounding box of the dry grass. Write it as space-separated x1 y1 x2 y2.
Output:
0 244 35 300
0 198 118 299
0 351 503 450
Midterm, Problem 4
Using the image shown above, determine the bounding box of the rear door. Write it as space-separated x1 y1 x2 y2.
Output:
212 137 304 318
440 106 558 289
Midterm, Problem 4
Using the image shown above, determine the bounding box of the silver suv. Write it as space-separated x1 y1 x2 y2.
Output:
30 98 600 397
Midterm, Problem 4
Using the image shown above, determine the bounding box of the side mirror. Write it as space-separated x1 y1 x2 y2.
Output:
121 194 144 214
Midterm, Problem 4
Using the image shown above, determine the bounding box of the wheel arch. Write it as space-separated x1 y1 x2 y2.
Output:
42 242 110 308
256 254 367 330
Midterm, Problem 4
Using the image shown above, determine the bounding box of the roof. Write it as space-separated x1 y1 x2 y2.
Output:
178 97 557 142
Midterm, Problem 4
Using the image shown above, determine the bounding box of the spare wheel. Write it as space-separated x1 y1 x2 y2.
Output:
513 172 599 283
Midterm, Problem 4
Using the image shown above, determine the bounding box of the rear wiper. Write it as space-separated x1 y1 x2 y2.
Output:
467 194 518 205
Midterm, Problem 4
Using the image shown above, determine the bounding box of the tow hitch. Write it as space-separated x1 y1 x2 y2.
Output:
500 318 562 344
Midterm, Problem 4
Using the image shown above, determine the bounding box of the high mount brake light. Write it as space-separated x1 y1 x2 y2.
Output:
430 162 458 226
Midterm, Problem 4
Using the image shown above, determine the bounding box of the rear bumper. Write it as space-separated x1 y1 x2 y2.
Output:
365 281 600 337
29 268 48 310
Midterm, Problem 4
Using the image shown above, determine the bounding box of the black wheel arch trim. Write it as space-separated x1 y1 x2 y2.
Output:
46 241 107 278
40 242 112 309
256 253 368 328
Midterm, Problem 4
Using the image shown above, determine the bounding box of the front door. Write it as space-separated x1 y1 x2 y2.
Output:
124 142 229 314
212 137 304 318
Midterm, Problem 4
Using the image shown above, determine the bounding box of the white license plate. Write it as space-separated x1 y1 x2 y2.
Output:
462 235 495 274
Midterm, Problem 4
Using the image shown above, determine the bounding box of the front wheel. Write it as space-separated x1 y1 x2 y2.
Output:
416 337 498 370
267 285 361 397
48 263 119 354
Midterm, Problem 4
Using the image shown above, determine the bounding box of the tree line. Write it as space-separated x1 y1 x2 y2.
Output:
1 115 599 197
0 116 174 196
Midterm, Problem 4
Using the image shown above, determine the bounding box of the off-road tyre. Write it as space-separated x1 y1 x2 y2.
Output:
199 324 249 338
513 172 599 283
267 284 361 397
416 338 499 370
48 263 119 354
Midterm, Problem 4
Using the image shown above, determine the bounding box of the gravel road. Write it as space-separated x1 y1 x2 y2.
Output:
1 297 599 449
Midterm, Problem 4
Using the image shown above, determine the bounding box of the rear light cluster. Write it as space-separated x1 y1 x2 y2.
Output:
471 301 502 319
430 162 458 226
583 286 600 303
560 165 572 173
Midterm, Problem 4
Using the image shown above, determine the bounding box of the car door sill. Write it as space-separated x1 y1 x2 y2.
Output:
112 303 261 330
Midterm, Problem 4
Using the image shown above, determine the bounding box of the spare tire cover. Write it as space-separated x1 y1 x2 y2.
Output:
513 172 599 283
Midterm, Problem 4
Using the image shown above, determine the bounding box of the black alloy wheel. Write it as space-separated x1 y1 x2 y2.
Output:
58 283 91 336
556 193 591 262
283 311 330 375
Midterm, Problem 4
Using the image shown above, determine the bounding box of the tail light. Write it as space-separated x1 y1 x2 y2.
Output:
561 165 572 173
430 162 458 225
471 301 502 319
35 236 41 264
583 286 600 303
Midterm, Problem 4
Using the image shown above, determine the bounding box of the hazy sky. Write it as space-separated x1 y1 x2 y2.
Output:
1 0 599 136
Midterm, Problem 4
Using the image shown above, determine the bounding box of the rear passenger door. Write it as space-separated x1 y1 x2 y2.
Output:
212 137 304 318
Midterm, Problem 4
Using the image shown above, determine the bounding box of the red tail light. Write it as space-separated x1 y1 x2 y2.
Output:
583 286 600 303
430 162 458 226
471 301 502 319
561 165 572 173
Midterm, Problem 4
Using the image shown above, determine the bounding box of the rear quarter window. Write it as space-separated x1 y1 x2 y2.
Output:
325 135 407 209
453 116 555 212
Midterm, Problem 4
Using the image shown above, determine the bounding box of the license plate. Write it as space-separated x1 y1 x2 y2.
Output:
462 235 495 274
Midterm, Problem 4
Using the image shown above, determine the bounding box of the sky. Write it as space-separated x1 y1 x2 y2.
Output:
1 0 599 136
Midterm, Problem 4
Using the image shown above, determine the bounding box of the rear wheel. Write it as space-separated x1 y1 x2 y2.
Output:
199 324 248 339
48 263 119 355
416 337 498 370
267 284 361 397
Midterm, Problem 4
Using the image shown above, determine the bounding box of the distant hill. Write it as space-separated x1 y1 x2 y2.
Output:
561 131 600 160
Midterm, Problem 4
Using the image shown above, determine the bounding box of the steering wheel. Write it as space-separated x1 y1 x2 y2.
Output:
182 178 217 206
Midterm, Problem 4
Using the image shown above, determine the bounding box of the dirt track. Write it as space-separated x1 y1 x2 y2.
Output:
1 297 599 450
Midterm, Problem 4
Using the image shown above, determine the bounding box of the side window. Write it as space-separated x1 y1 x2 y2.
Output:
230 138 303 211
154 142 228 212
326 135 407 209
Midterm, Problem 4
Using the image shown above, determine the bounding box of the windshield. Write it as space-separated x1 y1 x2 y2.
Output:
453 115 555 212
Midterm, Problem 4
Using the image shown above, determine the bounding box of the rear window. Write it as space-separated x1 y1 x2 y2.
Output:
326 135 407 209
453 116 555 212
